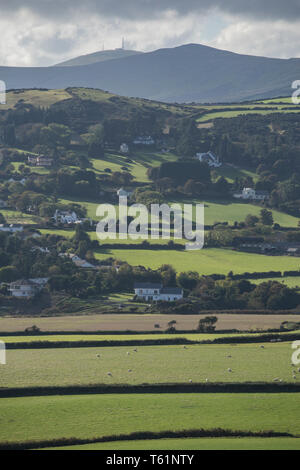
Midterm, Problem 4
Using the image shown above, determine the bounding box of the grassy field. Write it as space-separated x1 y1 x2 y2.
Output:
0 209 38 224
197 108 300 123
92 151 177 183
2 330 298 344
1 393 299 444
1 342 298 388
175 199 299 227
0 313 299 332
1 89 72 110
95 247 300 275
52 437 300 450
252 277 300 289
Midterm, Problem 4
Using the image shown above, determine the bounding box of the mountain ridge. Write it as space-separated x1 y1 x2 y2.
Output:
0 43 299 103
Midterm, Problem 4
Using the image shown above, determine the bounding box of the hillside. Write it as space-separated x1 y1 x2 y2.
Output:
1 44 300 103
55 49 142 67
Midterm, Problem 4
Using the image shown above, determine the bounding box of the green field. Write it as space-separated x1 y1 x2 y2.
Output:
53 437 300 450
197 108 300 123
1 89 72 110
1 393 299 444
95 247 300 275
1 342 298 388
0 209 38 224
92 151 177 183
252 277 300 289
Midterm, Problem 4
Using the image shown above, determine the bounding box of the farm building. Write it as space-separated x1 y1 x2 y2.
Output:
234 188 269 200
134 283 183 302
120 143 129 154
196 151 222 168
53 210 82 225
27 155 53 166
0 224 23 233
133 136 155 145
8 278 48 298
117 188 132 198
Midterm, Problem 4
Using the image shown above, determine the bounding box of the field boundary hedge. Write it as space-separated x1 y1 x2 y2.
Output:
0 428 294 450
1 382 300 398
4 332 300 349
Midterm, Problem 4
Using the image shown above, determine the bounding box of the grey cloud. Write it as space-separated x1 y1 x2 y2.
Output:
2 0 300 21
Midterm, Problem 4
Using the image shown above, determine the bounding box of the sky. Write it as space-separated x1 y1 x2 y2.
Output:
0 0 300 66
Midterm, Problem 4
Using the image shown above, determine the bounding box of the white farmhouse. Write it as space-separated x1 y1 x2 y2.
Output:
9 278 48 299
53 210 81 225
0 224 23 233
133 136 155 146
134 283 183 302
196 151 222 168
117 188 132 198
234 188 269 200
120 143 129 154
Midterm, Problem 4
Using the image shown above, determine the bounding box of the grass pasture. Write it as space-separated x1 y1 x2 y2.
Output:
95 247 300 275
0 313 300 333
1 393 299 445
1 342 298 389
1 89 72 110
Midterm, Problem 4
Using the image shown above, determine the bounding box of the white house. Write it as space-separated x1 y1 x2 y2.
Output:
234 188 269 200
60 253 97 269
133 136 155 146
120 143 129 154
8 178 26 186
117 188 132 198
196 151 222 168
28 154 53 166
0 224 23 233
9 278 48 299
53 210 81 225
134 283 183 302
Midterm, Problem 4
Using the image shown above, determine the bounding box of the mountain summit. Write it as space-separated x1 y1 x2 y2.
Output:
55 48 142 67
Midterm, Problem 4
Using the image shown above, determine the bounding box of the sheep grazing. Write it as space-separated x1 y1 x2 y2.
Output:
96 354 101 358
133 349 138 353
273 378 279 382
293 375 297 380
126 352 130 356
107 372 112 377
189 379 193 383
205 378 209 383
228 368 232 372
128 369 132 373
183 346 187 349
260 345 265 349
227 355 232 358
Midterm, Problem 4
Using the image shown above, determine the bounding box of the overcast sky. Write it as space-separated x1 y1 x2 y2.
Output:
0 0 300 66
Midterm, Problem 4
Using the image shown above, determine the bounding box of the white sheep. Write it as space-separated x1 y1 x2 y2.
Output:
228 368 232 372
126 352 130 356
189 379 193 383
